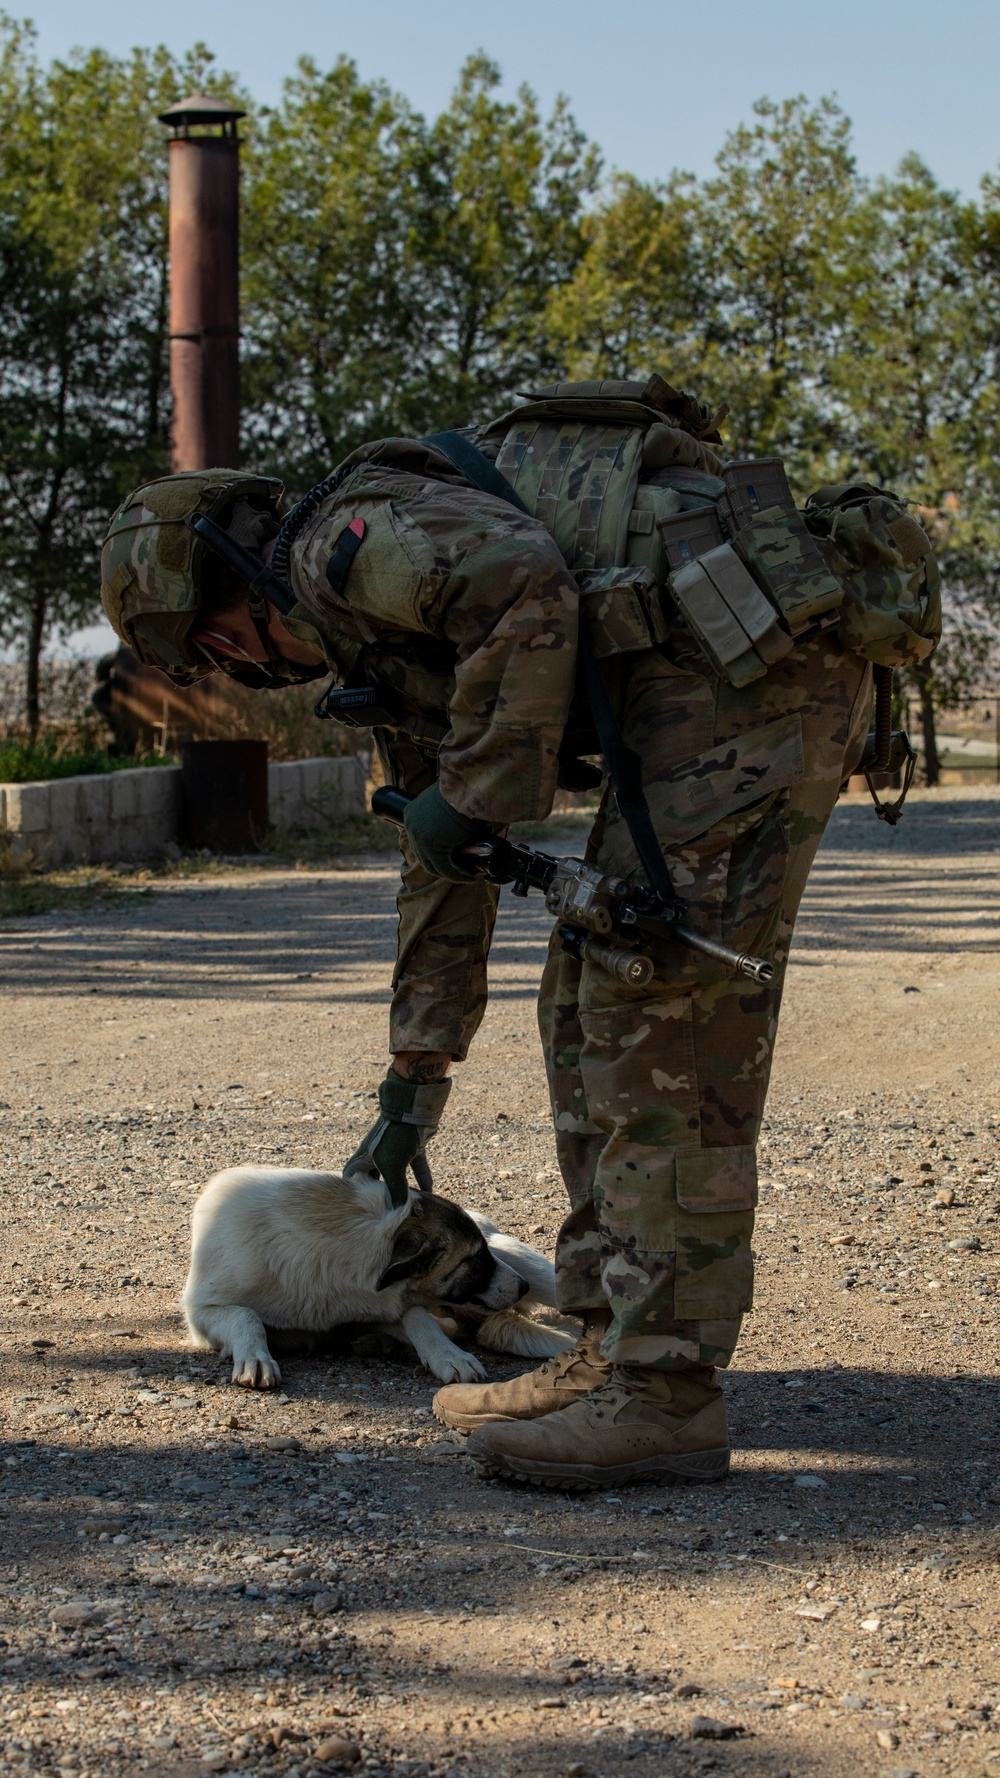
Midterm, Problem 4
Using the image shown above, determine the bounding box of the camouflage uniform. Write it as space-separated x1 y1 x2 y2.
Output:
537 632 871 1369
100 432 939 1380
279 440 875 1374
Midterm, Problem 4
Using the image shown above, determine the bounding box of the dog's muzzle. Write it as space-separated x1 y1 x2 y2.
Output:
474 1260 529 1311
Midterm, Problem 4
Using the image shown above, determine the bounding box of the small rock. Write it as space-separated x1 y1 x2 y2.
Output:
265 1436 303 1452
675 1682 703 1698
314 1736 361 1764
50 1601 107 1628
948 1237 980 1252
201 1758 231 1774
795 1474 828 1489
312 1590 344 1615
566 1765 588 1777
934 1188 956 1206
840 1694 866 1709
269 1726 307 1749
829 1232 855 1246
550 1653 585 1672
689 1714 741 1740
859 1615 882 1631
876 1729 900 1750
537 1697 567 1709
888 1769 919 1778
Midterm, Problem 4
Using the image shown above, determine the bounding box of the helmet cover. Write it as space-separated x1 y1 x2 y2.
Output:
100 470 285 683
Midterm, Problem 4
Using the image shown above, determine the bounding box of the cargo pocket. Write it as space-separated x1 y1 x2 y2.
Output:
299 497 430 633
718 782 792 961
673 1146 757 1319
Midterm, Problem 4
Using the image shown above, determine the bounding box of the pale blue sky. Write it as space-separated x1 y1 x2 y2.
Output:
24 0 1000 198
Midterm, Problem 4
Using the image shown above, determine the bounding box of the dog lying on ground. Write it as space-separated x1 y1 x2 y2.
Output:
182 1166 576 1387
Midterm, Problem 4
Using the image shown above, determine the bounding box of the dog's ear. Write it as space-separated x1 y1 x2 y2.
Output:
376 1222 435 1291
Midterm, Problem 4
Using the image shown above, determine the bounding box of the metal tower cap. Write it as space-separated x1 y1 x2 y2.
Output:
159 93 247 132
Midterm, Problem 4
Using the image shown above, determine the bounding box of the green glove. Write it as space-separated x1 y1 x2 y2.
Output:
402 780 494 882
343 1068 452 1204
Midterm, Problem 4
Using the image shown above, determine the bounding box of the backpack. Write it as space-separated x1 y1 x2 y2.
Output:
472 376 940 682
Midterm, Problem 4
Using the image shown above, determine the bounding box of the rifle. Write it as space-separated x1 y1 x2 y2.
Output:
371 786 774 988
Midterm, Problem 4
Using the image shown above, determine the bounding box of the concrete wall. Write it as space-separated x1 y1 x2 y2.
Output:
268 755 366 831
0 754 366 867
0 767 183 867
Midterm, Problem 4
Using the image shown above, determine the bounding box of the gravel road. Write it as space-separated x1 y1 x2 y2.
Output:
1 788 998 1778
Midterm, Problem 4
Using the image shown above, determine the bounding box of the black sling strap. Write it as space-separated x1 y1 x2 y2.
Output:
576 639 677 907
425 428 678 910
421 430 531 515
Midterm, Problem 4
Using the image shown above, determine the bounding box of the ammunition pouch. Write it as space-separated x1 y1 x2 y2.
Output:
578 565 668 658
654 459 844 687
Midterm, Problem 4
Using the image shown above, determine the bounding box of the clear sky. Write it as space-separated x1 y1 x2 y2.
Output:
23 0 1000 198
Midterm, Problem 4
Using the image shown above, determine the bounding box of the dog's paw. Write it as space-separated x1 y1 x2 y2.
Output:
431 1351 487 1385
232 1354 282 1389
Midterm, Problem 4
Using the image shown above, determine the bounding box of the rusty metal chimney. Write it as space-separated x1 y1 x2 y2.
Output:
158 93 245 471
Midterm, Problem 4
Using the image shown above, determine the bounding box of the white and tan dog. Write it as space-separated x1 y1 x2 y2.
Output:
182 1166 575 1388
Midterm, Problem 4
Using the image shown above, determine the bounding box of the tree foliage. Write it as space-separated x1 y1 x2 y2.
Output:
241 53 599 486
0 16 238 729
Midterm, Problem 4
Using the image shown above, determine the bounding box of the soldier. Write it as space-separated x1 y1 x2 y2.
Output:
100 380 940 1490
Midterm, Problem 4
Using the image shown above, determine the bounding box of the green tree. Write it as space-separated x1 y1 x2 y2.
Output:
831 157 998 779
696 95 859 481
0 19 236 732
240 55 425 489
544 171 705 384
407 53 600 427
241 52 599 490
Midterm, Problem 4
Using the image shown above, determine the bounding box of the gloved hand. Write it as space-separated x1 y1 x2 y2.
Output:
343 1068 452 1204
402 780 494 882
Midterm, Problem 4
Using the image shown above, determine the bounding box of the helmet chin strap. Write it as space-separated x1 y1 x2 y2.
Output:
188 511 307 686
193 628 262 670
189 512 298 615
245 587 289 672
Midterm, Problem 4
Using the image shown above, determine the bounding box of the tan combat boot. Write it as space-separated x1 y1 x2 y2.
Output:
465 1365 729 1489
432 1311 612 1433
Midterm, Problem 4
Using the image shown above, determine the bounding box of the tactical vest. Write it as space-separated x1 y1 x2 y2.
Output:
472 373 939 684
472 375 846 688
306 375 940 753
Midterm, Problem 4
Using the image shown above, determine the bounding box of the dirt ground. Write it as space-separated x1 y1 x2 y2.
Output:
1 786 998 1778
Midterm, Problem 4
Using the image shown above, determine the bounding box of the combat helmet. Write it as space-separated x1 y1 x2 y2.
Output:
100 469 300 685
